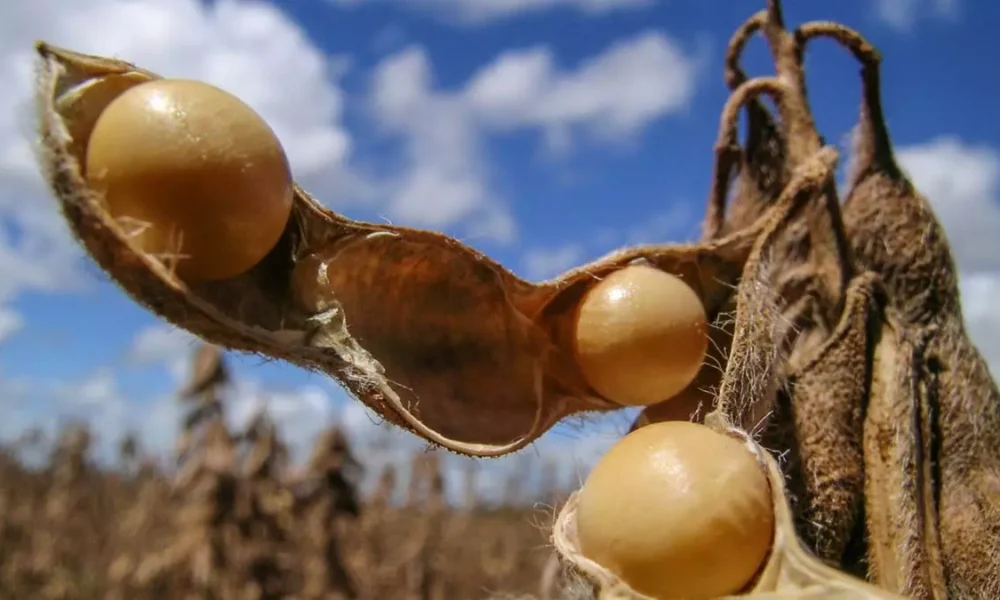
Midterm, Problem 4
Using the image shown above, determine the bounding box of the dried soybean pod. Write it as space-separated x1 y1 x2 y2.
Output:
795 22 958 327
713 8 832 346
779 6 859 328
35 42 791 457
696 17 891 587
702 8 904 584
796 21 1000 599
700 17 858 429
775 272 883 569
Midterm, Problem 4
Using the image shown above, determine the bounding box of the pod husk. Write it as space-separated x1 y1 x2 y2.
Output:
34 42 784 457
551 420 905 600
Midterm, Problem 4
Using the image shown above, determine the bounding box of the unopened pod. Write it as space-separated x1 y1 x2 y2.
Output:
551 415 905 600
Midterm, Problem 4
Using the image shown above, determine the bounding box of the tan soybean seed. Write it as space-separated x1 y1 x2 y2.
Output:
85 79 293 282
576 420 774 599
573 265 709 406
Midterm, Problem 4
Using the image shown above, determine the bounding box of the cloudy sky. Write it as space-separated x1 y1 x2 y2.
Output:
1 0 998 500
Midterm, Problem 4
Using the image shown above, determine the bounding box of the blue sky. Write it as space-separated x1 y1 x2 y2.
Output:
1 0 999 498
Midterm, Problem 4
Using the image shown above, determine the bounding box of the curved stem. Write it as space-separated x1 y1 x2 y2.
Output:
725 11 785 171
704 11 788 242
759 0 824 166
795 22 899 187
704 77 789 239
725 11 767 89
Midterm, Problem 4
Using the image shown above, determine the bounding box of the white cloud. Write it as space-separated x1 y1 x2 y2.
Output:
466 32 700 143
369 32 702 244
128 323 200 381
331 0 655 25
521 244 584 280
0 307 24 345
897 137 1000 274
873 0 960 31
370 47 517 243
960 273 1000 377
0 367 147 462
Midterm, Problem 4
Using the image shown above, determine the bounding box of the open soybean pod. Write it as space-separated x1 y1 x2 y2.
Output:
553 134 902 598
35 42 787 457
552 421 906 600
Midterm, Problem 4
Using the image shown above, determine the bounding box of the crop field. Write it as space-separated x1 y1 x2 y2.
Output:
0 344 566 600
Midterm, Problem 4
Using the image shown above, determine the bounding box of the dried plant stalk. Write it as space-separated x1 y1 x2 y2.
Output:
694 5 868 576
135 344 242 597
0 383 557 598
293 427 362 599
233 412 298 599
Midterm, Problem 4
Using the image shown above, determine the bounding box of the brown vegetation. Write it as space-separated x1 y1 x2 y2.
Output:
0 344 561 599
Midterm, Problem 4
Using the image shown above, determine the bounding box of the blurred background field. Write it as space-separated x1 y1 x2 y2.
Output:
0 344 582 599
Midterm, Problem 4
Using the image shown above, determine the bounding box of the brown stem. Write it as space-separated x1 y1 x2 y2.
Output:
794 22 900 187
724 10 786 205
725 11 767 89
704 77 789 239
760 0 824 166
702 146 741 241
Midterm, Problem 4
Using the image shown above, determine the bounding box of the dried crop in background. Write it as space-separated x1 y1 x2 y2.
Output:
0 344 557 599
